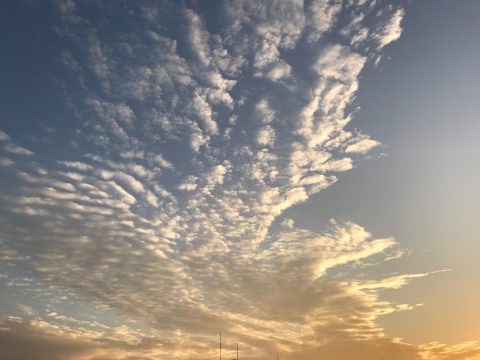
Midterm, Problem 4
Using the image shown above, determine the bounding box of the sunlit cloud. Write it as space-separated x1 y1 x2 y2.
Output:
0 1 474 359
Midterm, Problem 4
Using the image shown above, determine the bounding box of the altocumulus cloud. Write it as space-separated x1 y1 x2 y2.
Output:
1 1 478 359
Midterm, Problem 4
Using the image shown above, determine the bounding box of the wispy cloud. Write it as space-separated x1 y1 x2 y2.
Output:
375 8 406 49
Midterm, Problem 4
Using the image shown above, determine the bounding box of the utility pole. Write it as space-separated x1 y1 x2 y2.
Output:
220 332 222 360
236 343 239 360
277 352 278 360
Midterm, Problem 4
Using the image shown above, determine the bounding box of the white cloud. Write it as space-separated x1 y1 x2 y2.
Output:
58 161 93 171
0 130 10 141
0 157 14 167
4 144 33 156
205 164 229 187
263 61 292 82
54 0 76 16
17 304 34 315
145 190 159 207
345 137 380 154
0 2 445 360
376 8 405 49
192 92 218 135
178 176 198 191
255 100 275 126
305 0 342 43
108 181 136 206
313 44 366 82
256 126 275 146
189 122 209 152
98 170 145 193
148 153 174 170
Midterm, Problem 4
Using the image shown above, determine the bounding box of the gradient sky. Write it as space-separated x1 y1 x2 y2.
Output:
1 1 479 359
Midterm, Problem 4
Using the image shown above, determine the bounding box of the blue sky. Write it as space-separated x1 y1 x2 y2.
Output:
1 1 480 359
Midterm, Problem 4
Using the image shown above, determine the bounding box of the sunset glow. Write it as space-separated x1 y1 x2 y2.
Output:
1 1 480 359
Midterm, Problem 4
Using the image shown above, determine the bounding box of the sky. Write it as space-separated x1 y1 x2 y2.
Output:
0 1 479 359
